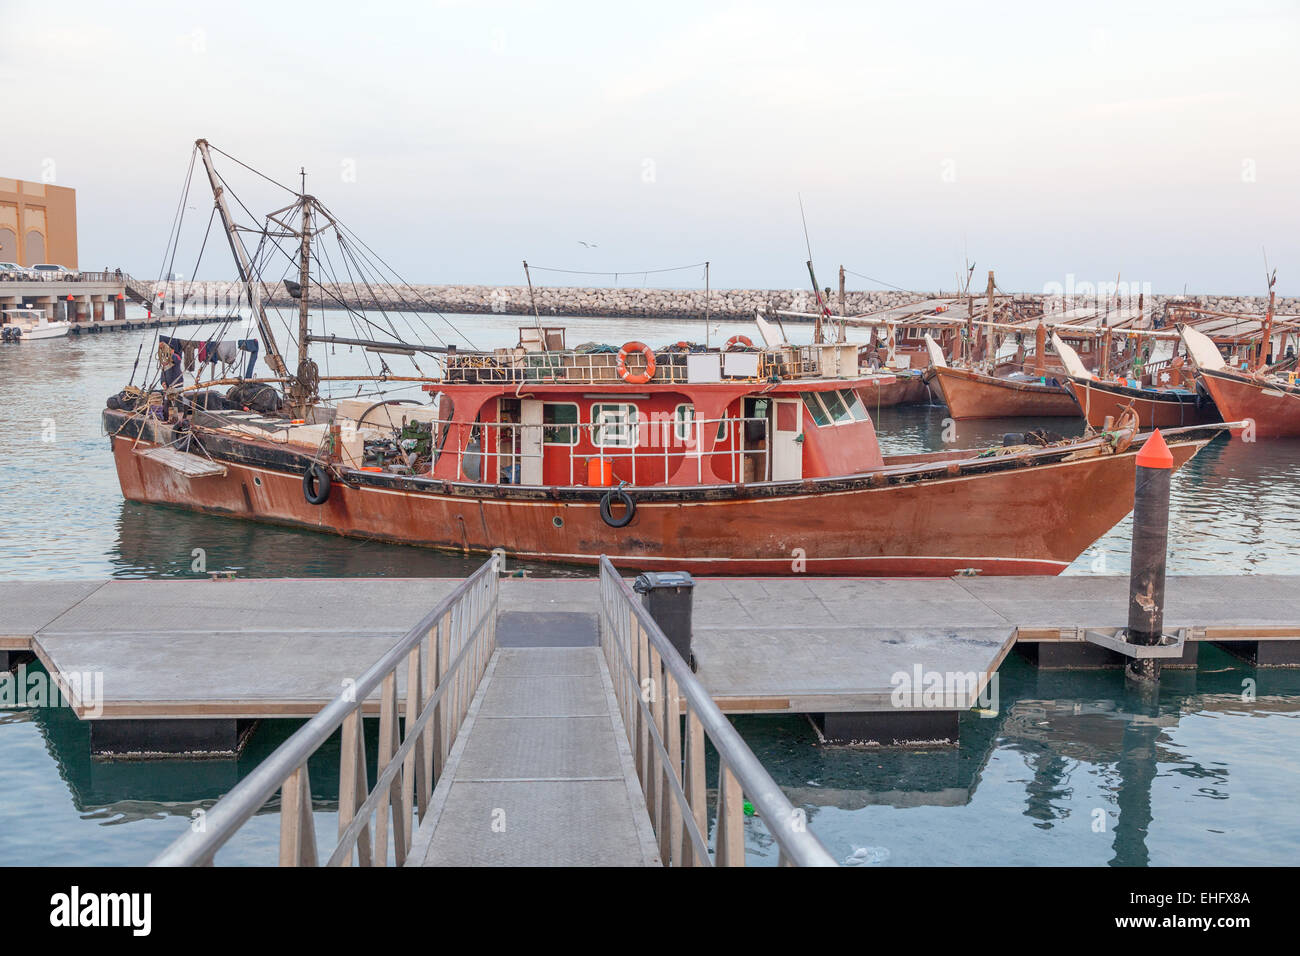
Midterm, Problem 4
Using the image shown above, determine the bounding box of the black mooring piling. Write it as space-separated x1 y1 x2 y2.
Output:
1126 430 1174 682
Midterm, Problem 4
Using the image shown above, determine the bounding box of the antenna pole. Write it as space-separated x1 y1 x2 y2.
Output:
704 261 711 349
798 195 831 343
523 260 546 353
807 260 824 344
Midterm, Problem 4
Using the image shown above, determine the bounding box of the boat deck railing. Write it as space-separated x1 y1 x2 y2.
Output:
597 555 838 866
440 342 859 386
428 413 774 486
151 555 501 866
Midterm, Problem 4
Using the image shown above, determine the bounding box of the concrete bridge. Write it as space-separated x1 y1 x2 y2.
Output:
0 271 151 323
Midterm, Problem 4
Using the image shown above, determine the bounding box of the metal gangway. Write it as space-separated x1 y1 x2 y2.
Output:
151 555 836 867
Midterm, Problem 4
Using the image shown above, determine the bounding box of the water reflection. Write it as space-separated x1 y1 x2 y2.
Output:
742 648 1300 866
109 498 579 579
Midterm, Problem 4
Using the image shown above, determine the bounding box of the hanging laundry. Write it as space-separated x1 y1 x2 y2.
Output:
157 340 184 388
158 335 260 380
238 339 260 379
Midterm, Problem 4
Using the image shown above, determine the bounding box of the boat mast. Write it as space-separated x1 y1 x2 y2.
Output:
837 265 847 343
195 139 289 379
1257 269 1277 371
296 170 315 413
984 270 995 371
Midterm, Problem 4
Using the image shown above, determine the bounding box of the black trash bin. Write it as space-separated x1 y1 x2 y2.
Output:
632 571 696 671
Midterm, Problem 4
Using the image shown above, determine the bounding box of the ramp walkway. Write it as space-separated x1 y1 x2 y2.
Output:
408 615 661 864
148 557 837 867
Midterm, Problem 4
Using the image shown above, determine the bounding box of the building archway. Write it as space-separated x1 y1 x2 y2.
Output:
24 229 45 264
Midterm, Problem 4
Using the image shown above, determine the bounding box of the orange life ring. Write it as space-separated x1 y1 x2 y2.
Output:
617 341 656 384
725 334 753 351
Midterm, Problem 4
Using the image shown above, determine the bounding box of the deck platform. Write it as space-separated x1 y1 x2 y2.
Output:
2 574 1298 750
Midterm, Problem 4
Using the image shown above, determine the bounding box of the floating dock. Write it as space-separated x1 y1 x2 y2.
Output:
3 574 1298 754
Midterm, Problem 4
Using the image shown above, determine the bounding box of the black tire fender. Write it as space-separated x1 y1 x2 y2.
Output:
303 463 332 505
599 486 635 528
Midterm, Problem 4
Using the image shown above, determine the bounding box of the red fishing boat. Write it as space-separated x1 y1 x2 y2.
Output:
100 142 1228 576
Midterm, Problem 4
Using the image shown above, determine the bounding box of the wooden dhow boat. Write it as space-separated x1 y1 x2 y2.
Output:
102 141 1229 576
1054 332 1220 429
1181 322 1300 438
919 271 1198 422
921 328 1081 420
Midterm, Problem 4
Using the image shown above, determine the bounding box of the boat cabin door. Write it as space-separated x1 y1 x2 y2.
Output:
519 399 544 485
771 399 803 481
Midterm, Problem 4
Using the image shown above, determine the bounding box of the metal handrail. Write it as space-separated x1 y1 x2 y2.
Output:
152 554 500 866
597 556 838 867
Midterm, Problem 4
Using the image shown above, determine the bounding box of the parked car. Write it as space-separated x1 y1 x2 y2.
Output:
29 263 78 280
0 262 31 280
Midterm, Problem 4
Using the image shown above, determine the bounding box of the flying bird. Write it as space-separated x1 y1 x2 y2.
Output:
578 241 598 248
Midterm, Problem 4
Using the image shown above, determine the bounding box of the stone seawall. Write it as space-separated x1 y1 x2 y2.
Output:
150 280 1298 322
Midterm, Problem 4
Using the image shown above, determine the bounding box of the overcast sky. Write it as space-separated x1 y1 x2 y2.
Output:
2 0 1297 294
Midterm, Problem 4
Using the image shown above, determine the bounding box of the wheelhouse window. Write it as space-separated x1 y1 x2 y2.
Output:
841 389 869 422
802 390 864 426
818 389 851 423
592 403 639 447
802 393 831 427
674 404 696 443
542 402 578 445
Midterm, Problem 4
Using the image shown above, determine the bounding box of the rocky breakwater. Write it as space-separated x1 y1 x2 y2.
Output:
151 280 1297 322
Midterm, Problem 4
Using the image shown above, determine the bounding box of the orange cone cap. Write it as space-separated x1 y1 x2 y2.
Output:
1135 428 1174 469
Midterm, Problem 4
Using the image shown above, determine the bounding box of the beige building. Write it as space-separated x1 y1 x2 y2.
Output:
0 177 78 268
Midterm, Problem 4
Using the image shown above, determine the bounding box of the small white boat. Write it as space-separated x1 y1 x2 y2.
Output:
1 308 72 341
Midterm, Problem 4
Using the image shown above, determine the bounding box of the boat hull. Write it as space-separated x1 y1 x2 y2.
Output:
1063 377 1220 429
106 412 1211 576
1197 368 1300 438
929 365 1080 420
6 323 70 339
857 371 932 411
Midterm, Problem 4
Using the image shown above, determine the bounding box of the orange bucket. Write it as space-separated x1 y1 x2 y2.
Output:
587 458 615 487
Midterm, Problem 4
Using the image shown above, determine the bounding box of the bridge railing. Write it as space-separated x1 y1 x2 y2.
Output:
597 556 838 867
152 555 500 867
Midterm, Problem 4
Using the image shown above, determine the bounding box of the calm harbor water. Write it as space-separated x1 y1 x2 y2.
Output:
2 309 1298 865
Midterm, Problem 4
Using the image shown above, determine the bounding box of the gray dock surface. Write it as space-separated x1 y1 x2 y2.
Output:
408 614 660 866
3 575 1299 720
